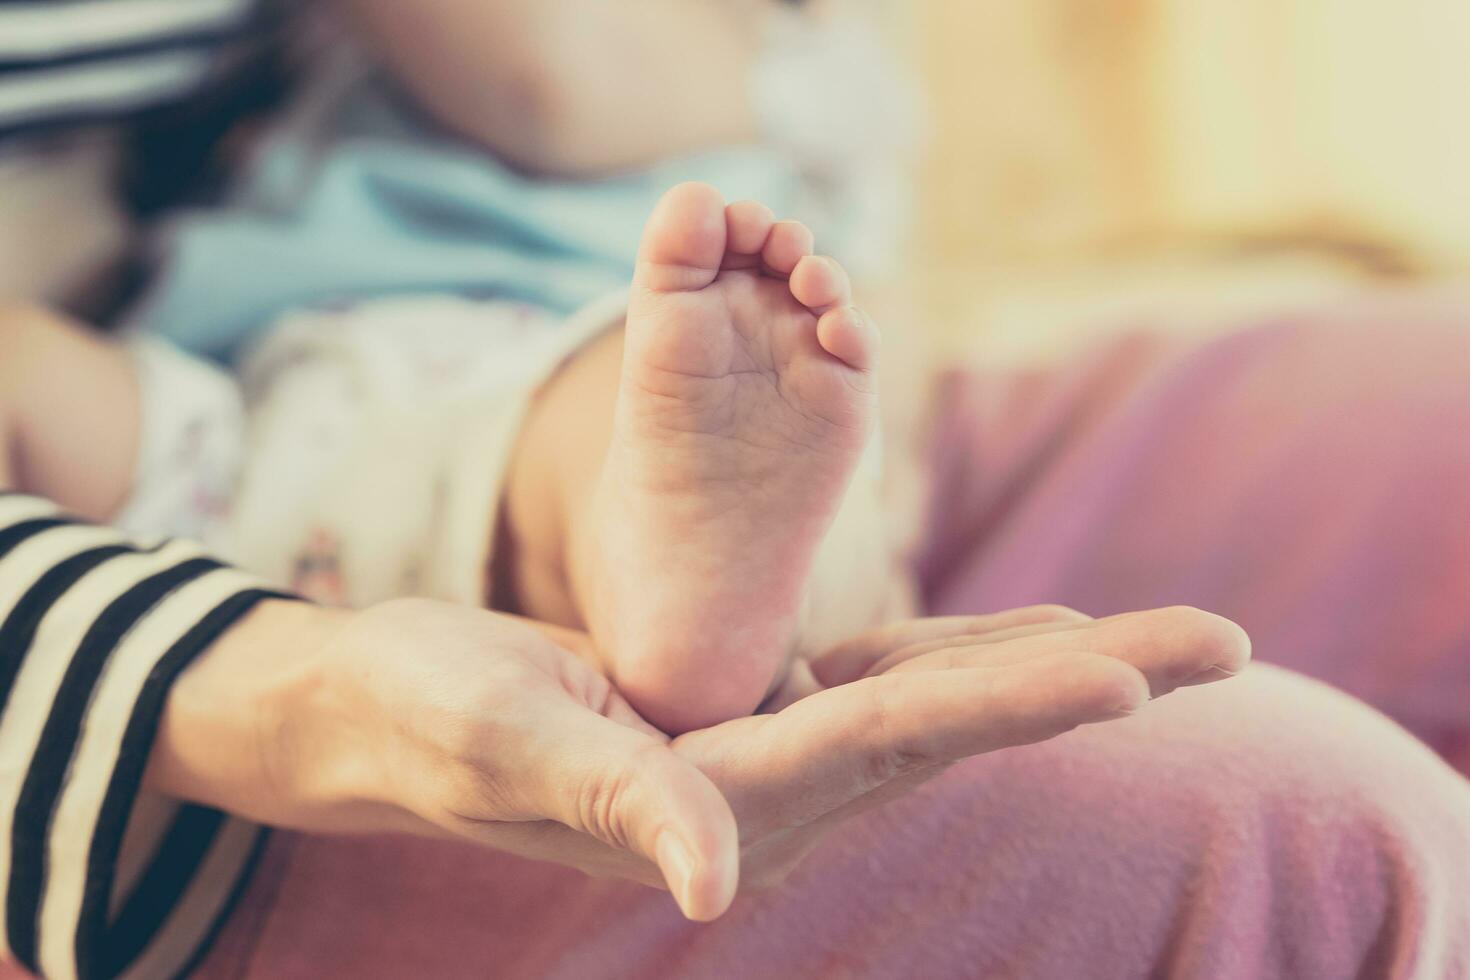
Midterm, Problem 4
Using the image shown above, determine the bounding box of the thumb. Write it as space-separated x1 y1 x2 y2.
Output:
523 703 740 920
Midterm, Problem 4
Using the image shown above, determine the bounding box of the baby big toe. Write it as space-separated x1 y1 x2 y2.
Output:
634 182 729 293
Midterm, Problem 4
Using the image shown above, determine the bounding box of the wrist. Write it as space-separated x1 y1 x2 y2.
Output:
143 598 354 827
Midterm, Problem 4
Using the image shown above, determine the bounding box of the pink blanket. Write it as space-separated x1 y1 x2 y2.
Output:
920 294 1470 770
86 296 1470 976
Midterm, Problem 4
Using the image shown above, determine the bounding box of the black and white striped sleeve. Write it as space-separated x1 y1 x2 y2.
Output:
0 493 293 980
0 0 270 140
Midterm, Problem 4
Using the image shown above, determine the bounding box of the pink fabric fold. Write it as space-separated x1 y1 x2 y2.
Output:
921 293 1470 765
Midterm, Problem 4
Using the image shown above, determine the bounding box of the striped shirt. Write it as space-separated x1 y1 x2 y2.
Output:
0 0 269 140
0 493 285 979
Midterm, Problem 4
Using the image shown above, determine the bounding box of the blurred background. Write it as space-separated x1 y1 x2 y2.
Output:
8 0 1470 366
903 1 1470 361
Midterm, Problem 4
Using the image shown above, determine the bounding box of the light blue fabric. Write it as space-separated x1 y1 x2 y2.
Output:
129 76 817 363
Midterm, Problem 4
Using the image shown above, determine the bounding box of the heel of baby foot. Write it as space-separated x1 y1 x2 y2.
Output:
614 641 783 735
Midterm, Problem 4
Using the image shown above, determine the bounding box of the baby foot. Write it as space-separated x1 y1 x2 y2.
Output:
578 182 878 733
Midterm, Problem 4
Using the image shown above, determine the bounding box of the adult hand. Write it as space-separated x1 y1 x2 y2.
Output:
147 599 1248 922
506 603 1250 897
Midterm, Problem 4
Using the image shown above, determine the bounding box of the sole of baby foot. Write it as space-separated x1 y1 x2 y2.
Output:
578 182 879 734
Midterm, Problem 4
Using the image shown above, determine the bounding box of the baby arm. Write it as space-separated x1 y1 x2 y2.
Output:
0 303 140 520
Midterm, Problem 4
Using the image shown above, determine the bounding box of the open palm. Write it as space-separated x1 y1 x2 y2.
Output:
421 603 1249 919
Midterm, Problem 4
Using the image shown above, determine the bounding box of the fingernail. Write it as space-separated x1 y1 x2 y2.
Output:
1182 664 1239 687
656 830 698 918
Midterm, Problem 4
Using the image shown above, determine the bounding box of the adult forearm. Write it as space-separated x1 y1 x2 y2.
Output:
142 598 321 821
337 0 765 175
0 494 293 977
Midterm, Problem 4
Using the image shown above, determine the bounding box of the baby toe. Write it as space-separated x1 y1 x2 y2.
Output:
761 220 815 277
723 201 776 269
790 255 852 313
634 182 730 293
816 306 879 372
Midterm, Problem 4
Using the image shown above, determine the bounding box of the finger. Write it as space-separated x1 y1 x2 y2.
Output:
520 702 740 921
798 612 1242 844
720 651 1147 839
889 607 1253 698
879 605 1205 660
760 219 815 277
879 606 1251 698
862 620 1094 677
810 606 1092 688
789 255 852 313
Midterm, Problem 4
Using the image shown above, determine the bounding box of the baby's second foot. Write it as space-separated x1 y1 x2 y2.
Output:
577 182 878 733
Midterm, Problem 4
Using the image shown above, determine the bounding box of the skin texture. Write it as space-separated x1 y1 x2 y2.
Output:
144 597 1249 921
571 183 879 734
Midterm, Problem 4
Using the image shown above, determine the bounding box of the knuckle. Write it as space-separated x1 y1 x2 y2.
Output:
576 741 664 850
858 680 925 788
860 748 906 790
576 775 621 847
